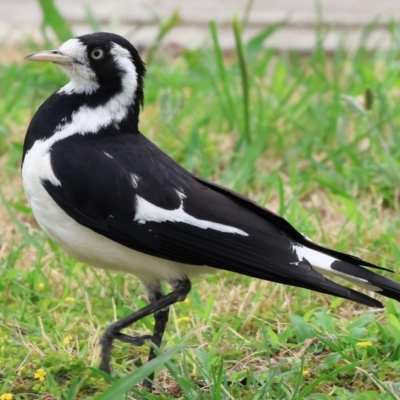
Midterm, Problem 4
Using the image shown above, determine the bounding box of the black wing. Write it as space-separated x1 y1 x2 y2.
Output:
43 132 388 307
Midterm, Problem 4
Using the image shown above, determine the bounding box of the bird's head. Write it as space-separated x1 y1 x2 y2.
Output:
25 32 146 117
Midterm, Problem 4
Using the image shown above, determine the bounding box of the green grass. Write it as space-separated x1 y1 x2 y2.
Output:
1 16 400 399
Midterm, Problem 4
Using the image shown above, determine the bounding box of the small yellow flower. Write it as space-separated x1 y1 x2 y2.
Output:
176 317 190 323
356 340 373 348
183 298 190 306
34 368 46 382
0 393 13 400
65 297 75 303
37 283 45 291
63 335 73 345
16 366 25 373
302 369 310 377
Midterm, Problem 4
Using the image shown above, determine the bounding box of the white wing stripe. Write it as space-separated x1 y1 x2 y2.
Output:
134 195 248 236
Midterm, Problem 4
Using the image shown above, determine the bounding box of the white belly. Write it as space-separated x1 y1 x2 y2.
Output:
22 143 217 285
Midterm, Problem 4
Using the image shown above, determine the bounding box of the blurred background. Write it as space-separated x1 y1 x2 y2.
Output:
2 0 400 51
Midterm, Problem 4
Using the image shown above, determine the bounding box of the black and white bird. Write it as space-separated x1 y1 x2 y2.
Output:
23 32 400 386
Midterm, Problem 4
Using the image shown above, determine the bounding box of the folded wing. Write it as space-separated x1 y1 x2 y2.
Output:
43 132 400 308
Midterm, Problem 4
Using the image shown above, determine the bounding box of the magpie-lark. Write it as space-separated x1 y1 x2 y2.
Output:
23 32 400 387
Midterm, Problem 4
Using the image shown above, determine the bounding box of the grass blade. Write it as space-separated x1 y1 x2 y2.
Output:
299 361 362 397
209 20 236 127
84 4 102 33
241 0 255 29
37 0 73 43
0 185 42 249
64 376 82 400
147 10 181 64
246 20 287 61
94 345 183 400
233 14 251 145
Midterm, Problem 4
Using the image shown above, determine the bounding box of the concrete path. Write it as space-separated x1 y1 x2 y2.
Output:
1 0 400 51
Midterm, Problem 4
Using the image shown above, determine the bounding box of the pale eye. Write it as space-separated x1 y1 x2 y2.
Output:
90 48 104 60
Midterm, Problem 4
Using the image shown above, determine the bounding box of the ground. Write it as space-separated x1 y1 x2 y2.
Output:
1 19 400 400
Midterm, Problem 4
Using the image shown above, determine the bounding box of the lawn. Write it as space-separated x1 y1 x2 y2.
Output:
1 12 400 400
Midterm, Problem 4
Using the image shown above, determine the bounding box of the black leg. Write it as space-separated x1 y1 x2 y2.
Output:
99 277 191 380
141 283 169 390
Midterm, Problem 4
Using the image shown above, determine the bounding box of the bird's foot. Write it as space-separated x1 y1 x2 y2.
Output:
99 331 153 374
